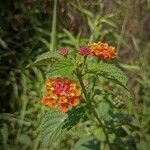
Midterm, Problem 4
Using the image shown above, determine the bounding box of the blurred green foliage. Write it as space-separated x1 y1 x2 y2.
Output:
0 0 149 149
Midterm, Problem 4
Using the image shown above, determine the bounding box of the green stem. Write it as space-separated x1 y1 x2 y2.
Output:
50 0 57 51
80 56 87 75
75 70 111 150
89 104 111 150
90 59 101 99
75 69 88 100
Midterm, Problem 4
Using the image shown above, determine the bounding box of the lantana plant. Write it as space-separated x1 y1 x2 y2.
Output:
28 41 130 149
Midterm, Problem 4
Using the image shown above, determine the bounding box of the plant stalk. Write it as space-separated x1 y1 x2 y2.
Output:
89 103 111 150
75 70 111 150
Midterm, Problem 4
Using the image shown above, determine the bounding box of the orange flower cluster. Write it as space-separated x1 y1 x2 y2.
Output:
88 41 117 59
42 77 82 112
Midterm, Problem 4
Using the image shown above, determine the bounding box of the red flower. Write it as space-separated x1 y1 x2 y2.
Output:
42 77 82 112
88 41 117 59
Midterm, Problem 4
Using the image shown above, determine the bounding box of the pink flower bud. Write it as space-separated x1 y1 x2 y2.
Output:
59 48 69 57
79 46 91 56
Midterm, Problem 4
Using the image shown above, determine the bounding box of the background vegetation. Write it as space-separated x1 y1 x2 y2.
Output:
0 0 150 149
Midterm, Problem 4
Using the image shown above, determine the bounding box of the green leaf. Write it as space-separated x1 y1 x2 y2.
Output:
41 107 85 145
100 17 117 28
41 109 67 145
110 32 129 48
0 38 8 49
70 1 93 17
94 128 105 142
0 124 8 144
87 62 128 88
63 28 79 48
119 63 140 72
97 102 110 117
27 51 60 68
73 135 100 150
63 107 86 130
47 57 76 78
136 140 150 150
38 37 51 50
17 134 32 146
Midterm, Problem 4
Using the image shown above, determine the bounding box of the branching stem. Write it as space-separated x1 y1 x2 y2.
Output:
75 69 111 150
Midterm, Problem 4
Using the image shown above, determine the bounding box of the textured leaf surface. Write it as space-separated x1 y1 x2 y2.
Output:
41 107 85 145
63 107 86 130
41 109 67 144
47 57 76 78
27 51 60 68
87 62 128 88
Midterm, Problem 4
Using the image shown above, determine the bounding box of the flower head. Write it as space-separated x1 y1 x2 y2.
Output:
59 48 69 57
88 41 117 59
79 46 91 56
42 77 82 112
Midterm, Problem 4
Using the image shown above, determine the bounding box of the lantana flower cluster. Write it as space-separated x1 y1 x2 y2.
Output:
41 41 117 112
88 41 117 59
42 77 82 112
